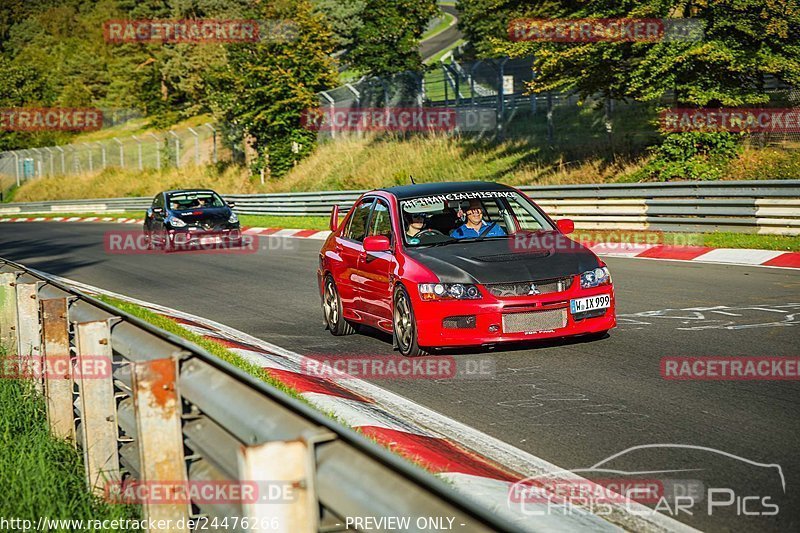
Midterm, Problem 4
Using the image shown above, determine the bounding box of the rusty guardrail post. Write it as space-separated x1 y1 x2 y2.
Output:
75 319 120 495
16 281 43 393
0 272 19 354
41 298 75 442
131 357 190 530
238 436 322 533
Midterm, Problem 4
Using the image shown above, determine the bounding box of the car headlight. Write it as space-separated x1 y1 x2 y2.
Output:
167 216 186 228
580 267 611 289
419 283 482 301
228 212 238 224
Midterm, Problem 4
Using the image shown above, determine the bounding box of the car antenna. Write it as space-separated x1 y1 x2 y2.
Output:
410 175 417 184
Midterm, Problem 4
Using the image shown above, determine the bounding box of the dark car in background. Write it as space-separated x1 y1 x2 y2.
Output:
143 189 241 250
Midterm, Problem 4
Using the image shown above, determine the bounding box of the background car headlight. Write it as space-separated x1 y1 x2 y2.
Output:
167 216 186 228
419 283 482 301
228 212 238 224
580 267 611 289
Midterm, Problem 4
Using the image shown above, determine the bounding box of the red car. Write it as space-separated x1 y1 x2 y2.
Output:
318 182 616 356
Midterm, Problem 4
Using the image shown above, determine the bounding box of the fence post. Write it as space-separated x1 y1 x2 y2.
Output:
16 281 43 393
83 143 93 172
204 124 217 163
546 92 554 145
169 131 181 167
148 134 161 170
44 147 54 176
113 138 124 169
13 152 20 186
56 146 65 175
0 272 19 354
131 357 190 529
188 127 200 166
41 298 75 442
75 319 120 495
238 440 316 533
97 142 107 169
132 136 143 170
320 93 335 139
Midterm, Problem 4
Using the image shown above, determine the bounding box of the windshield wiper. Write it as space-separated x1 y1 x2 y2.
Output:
417 238 458 248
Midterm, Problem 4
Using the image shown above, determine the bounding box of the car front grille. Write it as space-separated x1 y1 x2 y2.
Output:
487 277 573 298
502 308 567 333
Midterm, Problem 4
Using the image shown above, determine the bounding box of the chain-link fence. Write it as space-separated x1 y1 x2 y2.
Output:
0 123 220 187
315 56 799 153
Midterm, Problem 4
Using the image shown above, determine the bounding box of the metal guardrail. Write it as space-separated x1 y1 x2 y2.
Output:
0 257 522 533
1 180 799 235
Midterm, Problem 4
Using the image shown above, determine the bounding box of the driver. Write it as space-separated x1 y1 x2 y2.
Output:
450 199 506 239
406 212 426 238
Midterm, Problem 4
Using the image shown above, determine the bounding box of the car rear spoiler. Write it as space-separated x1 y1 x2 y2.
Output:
329 204 340 232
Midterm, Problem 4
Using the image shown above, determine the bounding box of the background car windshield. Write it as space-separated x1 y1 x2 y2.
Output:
167 192 225 209
400 191 554 246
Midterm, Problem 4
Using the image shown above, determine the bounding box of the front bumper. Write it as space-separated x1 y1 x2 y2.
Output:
168 226 241 245
411 282 616 348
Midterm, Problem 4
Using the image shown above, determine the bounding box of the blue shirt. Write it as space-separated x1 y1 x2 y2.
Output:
450 221 506 239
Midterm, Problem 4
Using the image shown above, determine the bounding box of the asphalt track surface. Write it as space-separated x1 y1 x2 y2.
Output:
420 6 463 61
2 222 798 532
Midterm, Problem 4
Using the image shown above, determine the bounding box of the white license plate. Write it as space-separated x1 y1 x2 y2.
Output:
200 236 220 245
570 294 611 314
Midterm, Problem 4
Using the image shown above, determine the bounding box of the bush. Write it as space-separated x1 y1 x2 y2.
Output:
632 132 742 181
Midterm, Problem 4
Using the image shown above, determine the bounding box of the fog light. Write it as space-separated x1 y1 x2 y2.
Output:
488 324 499 333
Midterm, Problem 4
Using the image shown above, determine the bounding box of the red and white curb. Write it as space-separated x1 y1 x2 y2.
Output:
30 269 695 533
0 216 144 224
5 215 797 269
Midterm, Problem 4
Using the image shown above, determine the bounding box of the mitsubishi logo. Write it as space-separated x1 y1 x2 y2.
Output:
528 283 540 295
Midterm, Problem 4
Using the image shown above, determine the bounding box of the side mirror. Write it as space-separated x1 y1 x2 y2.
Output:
227 201 236 209
330 205 340 232
153 207 165 215
556 218 575 235
363 235 391 253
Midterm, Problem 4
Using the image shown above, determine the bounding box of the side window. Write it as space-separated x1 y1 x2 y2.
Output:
343 198 374 242
367 199 393 240
152 194 162 208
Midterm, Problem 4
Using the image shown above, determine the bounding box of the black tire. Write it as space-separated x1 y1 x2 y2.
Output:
323 276 355 336
393 285 428 357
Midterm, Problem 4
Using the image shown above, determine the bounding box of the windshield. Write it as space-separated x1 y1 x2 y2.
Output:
167 191 226 210
399 190 554 247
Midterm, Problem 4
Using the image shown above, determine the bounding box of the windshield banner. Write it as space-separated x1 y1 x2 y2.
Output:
401 191 515 209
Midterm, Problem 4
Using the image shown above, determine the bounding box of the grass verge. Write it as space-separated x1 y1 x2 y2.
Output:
0 346 139 530
94 295 306 402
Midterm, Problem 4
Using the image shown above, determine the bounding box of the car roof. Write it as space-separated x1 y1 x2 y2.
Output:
164 189 218 196
379 181 514 200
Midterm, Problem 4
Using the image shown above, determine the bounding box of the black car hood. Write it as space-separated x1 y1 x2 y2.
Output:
404 234 600 284
174 207 231 224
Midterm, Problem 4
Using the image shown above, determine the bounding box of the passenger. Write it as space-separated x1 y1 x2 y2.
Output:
450 199 506 239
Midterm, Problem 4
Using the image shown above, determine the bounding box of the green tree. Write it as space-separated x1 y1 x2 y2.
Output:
348 0 438 76
207 0 338 177
311 0 366 52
